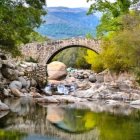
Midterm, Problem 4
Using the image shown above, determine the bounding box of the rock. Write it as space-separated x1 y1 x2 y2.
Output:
3 89 10 97
96 74 104 83
35 97 59 103
47 61 67 80
0 60 15 69
130 100 140 105
0 100 9 111
18 77 27 88
77 82 91 90
42 86 52 96
10 88 25 97
26 80 31 89
35 95 87 103
104 100 120 106
77 74 84 79
22 61 37 67
0 111 9 118
48 80 63 85
1 67 18 80
9 81 24 97
20 88 28 93
89 74 96 83
73 89 95 98
30 92 42 98
9 81 22 90
30 79 37 87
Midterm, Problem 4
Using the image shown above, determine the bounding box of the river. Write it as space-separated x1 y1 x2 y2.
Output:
0 98 140 140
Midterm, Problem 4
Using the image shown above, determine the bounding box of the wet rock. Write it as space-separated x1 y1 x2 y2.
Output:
130 100 140 105
36 97 59 103
104 100 121 106
42 85 52 96
10 88 25 97
47 61 67 80
30 92 42 98
0 100 9 111
57 84 69 95
36 95 87 103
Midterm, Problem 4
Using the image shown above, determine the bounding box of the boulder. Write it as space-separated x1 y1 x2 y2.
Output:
18 77 27 88
47 61 67 80
89 74 96 83
9 81 22 90
9 81 24 97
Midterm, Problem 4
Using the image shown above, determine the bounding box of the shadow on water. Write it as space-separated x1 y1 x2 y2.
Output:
0 98 140 140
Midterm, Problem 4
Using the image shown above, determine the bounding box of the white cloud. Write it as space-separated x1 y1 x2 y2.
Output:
47 0 93 8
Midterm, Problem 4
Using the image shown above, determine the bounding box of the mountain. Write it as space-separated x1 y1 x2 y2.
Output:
37 7 100 39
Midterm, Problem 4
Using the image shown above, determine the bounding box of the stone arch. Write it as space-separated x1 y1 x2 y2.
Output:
21 38 101 65
46 45 99 64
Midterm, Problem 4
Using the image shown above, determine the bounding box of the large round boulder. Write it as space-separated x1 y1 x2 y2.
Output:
47 61 67 80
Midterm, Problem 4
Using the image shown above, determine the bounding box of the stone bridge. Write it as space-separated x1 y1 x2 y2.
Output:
21 37 101 65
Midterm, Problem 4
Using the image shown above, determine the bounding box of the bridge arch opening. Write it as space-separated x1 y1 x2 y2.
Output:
46 45 99 64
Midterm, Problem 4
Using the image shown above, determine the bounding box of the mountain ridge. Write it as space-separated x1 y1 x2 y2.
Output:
37 7 100 39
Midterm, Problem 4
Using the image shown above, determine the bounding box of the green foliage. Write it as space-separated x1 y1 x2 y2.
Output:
52 47 91 69
101 13 140 74
85 50 104 73
0 129 27 140
86 33 94 39
86 0 140 79
0 0 46 56
27 32 49 43
87 0 139 36
87 12 140 74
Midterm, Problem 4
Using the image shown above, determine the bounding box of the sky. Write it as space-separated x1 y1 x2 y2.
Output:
47 0 93 8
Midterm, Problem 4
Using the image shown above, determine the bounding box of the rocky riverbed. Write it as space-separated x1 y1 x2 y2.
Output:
0 53 140 111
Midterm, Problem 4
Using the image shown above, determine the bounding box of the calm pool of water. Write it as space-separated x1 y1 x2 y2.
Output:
0 98 140 140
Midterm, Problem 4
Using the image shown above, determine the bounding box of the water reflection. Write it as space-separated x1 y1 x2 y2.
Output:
0 98 140 140
47 106 96 133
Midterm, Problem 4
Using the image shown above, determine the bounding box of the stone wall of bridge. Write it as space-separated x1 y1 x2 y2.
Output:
21 38 101 65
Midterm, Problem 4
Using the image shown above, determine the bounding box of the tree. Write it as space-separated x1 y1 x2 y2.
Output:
85 12 140 76
87 0 139 36
0 0 46 56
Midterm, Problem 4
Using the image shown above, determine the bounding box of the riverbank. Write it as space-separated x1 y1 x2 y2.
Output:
0 54 140 111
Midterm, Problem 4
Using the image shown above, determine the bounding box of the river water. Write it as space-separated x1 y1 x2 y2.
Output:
0 98 140 140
